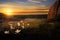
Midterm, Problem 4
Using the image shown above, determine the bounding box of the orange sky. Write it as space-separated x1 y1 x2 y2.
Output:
0 2 49 15
0 0 56 15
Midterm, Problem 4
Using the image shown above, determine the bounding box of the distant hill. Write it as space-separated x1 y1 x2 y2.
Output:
8 14 47 21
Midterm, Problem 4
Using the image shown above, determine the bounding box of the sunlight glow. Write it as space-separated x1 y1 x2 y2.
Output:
2 8 13 16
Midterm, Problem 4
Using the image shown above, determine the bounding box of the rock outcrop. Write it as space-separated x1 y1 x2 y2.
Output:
47 0 60 21
0 13 6 23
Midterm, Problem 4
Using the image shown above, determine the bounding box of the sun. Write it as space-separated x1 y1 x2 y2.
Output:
2 8 13 16
5 9 12 15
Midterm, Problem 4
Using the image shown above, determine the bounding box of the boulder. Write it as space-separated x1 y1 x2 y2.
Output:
47 0 60 21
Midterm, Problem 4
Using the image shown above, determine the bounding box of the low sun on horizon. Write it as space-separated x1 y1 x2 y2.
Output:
1 8 49 16
0 0 56 16
2 8 14 16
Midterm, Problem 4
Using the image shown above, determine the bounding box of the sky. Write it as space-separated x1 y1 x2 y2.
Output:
0 0 56 15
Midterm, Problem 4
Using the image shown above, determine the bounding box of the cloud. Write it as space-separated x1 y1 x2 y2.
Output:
0 2 48 10
0 0 48 13
43 0 47 1
0 0 48 7
28 0 41 3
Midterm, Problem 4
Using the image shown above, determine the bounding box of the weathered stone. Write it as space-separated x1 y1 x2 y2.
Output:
47 0 60 21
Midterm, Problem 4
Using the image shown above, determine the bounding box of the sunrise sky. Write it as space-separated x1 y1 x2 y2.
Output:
0 0 56 15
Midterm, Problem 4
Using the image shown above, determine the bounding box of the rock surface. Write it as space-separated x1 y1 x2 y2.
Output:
47 0 60 21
